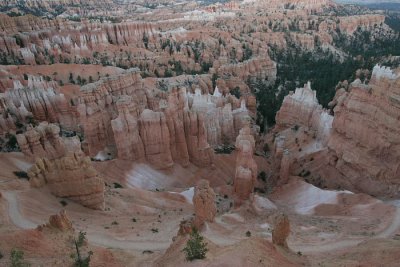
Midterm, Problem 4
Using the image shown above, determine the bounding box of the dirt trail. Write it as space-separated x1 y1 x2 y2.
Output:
2 190 171 251
87 234 171 250
291 206 400 254
2 191 37 229
4 190 400 254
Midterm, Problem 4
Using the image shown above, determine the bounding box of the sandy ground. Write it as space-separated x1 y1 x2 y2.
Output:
1 152 400 266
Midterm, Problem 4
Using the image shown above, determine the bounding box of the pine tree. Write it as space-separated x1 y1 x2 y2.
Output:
182 228 208 261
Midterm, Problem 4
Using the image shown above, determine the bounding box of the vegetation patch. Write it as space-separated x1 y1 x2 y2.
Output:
182 228 208 261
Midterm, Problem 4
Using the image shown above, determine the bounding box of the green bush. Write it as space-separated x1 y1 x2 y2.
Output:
5 133 19 152
182 228 208 261
13 171 29 180
230 86 241 99
10 248 29 267
258 171 267 182
72 231 92 267
113 182 123 189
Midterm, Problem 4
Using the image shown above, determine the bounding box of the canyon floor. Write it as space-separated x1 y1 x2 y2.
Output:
1 152 400 266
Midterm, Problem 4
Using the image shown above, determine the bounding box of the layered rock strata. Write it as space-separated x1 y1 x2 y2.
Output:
193 179 217 229
37 210 74 232
28 151 105 210
272 213 290 248
273 65 400 197
17 122 80 160
233 125 258 202
0 75 76 135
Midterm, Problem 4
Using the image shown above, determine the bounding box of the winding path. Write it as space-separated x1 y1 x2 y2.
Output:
2 191 171 251
3 191 37 229
291 205 400 254
3 190 400 254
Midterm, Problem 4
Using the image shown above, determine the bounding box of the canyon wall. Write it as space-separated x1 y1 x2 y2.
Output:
327 66 400 196
273 65 400 197
0 75 77 135
338 15 386 35
78 68 251 168
16 122 80 160
244 0 335 11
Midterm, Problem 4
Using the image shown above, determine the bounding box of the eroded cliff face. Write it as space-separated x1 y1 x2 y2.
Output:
338 15 386 35
28 151 105 210
244 0 335 11
327 66 400 196
234 125 258 202
0 75 77 135
17 122 81 160
77 68 253 169
193 179 217 229
272 65 400 197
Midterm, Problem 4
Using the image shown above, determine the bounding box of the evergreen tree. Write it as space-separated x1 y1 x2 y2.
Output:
182 229 208 261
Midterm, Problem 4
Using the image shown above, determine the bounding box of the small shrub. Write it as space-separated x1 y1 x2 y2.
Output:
151 228 159 233
182 228 208 261
263 143 270 153
113 182 123 189
10 248 29 267
246 231 251 237
13 171 29 180
257 171 267 182
214 144 235 154
292 125 300 131
254 187 266 194
60 200 68 207
25 116 38 127
0 250 3 259
132 218 137 222
72 231 93 267
142 250 154 254
230 86 241 99
5 133 19 151
111 221 119 225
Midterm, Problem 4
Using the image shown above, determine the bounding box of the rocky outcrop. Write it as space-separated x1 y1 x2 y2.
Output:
245 0 335 11
78 68 146 157
184 110 214 167
0 75 77 134
233 125 258 202
37 210 73 232
279 150 292 185
139 109 174 169
111 96 145 161
188 88 253 147
80 70 217 168
327 66 400 197
165 87 190 166
339 15 385 35
273 65 400 197
272 213 290 248
214 56 277 85
28 151 105 210
16 122 81 160
275 82 333 144
193 179 217 229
